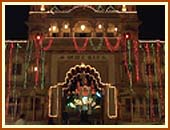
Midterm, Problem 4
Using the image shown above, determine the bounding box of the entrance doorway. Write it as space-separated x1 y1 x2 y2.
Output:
62 72 103 124
48 63 117 125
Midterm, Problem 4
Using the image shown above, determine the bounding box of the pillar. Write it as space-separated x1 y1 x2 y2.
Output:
32 97 36 121
131 97 133 122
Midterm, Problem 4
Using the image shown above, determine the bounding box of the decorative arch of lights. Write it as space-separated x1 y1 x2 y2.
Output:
48 63 117 119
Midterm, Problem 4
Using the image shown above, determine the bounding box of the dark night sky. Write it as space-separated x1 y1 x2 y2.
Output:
5 5 165 40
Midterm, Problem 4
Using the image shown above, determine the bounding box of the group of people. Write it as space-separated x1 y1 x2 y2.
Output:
14 114 26 125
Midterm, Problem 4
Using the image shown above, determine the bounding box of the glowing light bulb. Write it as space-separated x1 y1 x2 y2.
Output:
81 63 85 67
125 33 130 39
64 24 68 29
81 25 86 31
36 35 41 40
98 24 102 29
52 26 56 31
114 27 118 32
122 5 127 12
49 27 51 32
34 66 38 72
40 5 45 11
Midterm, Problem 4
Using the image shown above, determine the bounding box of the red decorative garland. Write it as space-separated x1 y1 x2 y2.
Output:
156 41 164 117
43 38 53 51
6 43 14 116
133 40 140 81
33 38 41 87
104 37 121 52
145 43 155 121
72 37 89 53
33 37 54 87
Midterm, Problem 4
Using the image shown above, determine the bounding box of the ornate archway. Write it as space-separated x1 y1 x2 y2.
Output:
48 63 117 124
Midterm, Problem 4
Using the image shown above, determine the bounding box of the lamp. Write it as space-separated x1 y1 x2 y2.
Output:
40 5 45 11
122 5 127 12
81 25 86 31
64 24 68 29
49 27 51 32
98 24 102 29
114 27 118 32
34 66 38 72
36 35 41 40
52 26 56 31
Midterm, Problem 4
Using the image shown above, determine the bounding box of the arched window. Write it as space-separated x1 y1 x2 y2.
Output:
61 22 70 37
95 22 104 37
106 23 118 37
48 24 59 37
73 21 92 37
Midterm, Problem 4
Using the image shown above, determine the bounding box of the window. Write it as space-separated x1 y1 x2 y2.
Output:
75 33 91 37
52 33 59 37
30 98 41 110
106 33 114 37
140 107 144 116
153 99 159 117
125 98 131 112
63 33 70 37
139 97 143 104
146 64 155 75
12 63 22 75
96 32 103 37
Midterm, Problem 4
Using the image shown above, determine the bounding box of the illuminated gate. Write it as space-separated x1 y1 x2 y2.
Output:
48 63 117 124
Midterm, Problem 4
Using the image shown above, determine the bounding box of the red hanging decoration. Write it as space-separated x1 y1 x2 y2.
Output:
33 38 41 87
133 40 140 81
104 37 121 52
6 43 14 116
145 43 155 121
43 38 53 51
72 37 88 53
156 41 164 117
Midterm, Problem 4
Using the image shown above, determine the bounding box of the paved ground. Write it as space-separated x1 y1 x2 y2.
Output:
5 120 163 125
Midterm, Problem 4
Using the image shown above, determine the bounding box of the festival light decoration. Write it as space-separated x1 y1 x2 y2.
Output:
33 37 42 87
89 38 103 51
13 44 19 89
64 24 68 29
43 38 53 51
114 27 118 32
80 24 86 31
40 5 45 11
145 43 155 121
23 41 33 89
104 37 121 52
48 64 118 119
36 35 41 40
127 39 133 91
29 5 137 14
5 36 165 122
140 44 150 120
98 24 102 29
156 42 164 117
6 43 14 116
72 37 88 53
52 26 56 31
125 33 130 39
48 27 52 32
151 44 161 119
122 5 127 12
122 36 133 91
12 44 21 99
48 85 59 117
107 85 117 119
41 50 45 90
133 40 140 81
